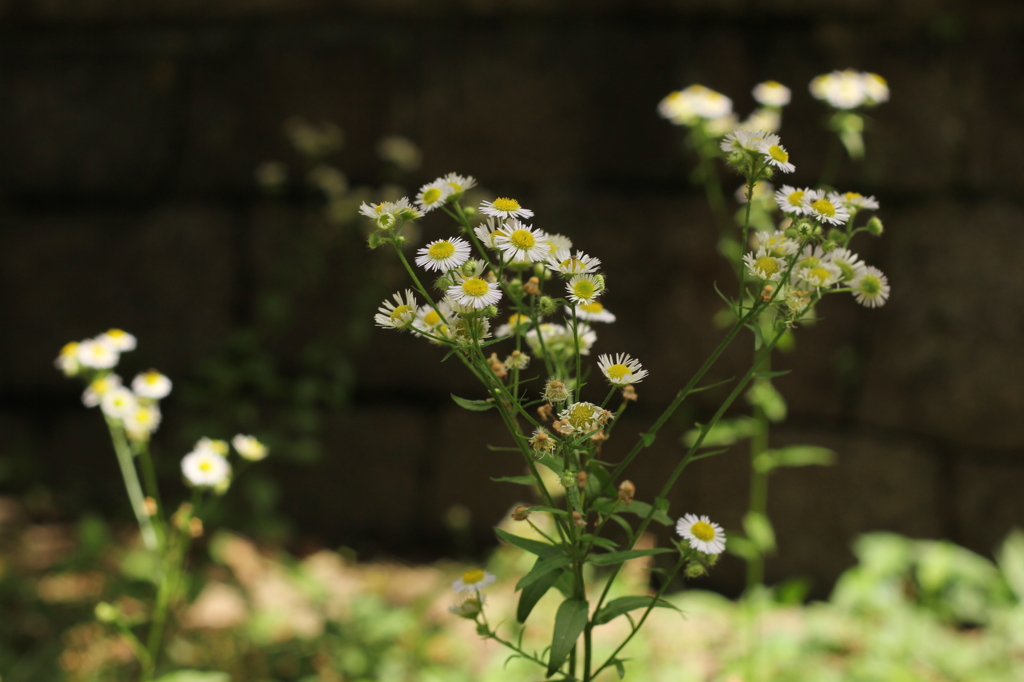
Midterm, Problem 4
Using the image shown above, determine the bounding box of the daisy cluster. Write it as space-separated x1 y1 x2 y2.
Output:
56 331 269 488
658 81 793 136
810 70 889 110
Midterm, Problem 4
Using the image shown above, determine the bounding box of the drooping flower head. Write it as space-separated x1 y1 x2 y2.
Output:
232 434 269 461
852 266 890 308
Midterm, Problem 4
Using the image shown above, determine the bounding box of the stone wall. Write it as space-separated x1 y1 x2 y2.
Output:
2 0 1022 593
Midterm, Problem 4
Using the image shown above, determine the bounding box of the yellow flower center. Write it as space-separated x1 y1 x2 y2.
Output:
422 187 442 204
691 521 715 542
446 181 462 193
606 364 632 381
144 371 161 385
764 80 782 88
768 145 788 163
509 229 536 250
753 256 779 276
107 329 126 339
787 190 804 206
844 192 862 201
92 378 111 393
836 261 856 281
198 460 213 472
462 569 485 584
861 275 882 295
61 342 79 357
389 305 413 323
507 313 529 326
807 267 831 284
135 409 153 425
800 256 820 268
491 197 521 212
568 403 595 429
210 440 229 455
428 241 456 260
423 310 441 326
811 199 836 217
461 278 489 297
580 302 604 313
572 280 596 299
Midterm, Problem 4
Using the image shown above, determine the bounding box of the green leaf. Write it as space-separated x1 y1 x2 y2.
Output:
641 432 657 447
515 555 572 591
593 595 682 625
490 475 538 486
552 569 575 597
745 380 787 422
451 394 494 411
591 498 672 526
567 484 583 514
682 417 756 447
613 658 627 679
755 445 837 472
547 598 589 677
604 514 635 541
754 369 791 380
153 672 231 682
517 562 566 623
726 534 760 561
580 534 619 550
587 548 674 566
996 529 1024 601
494 527 563 559
743 511 776 554
527 505 570 517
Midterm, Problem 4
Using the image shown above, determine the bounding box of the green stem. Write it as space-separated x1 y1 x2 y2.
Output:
746 352 771 592
106 419 159 551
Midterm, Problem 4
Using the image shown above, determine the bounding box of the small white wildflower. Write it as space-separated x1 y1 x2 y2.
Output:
743 247 785 282
55 342 82 376
802 189 851 226
124 404 162 440
557 401 607 434
566 274 603 304
82 374 122 408
774 185 810 215
415 179 453 213
415 237 472 272
232 434 268 461
569 302 616 323
546 249 602 277
852 266 890 308
479 197 534 220
759 138 795 173
447 278 502 310
676 513 726 554
839 191 880 212
597 353 648 387
825 248 868 283
181 448 232 488
77 339 120 370
452 568 496 593
493 220 551 263
99 329 137 352
495 313 533 337
752 80 791 107
442 172 477 197
131 370 172 400
374 289 418 329
101 387 137 420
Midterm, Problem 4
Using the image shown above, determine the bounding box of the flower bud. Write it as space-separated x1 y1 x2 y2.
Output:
821 240 837 253
481 305 498 318
537 403 554 422
618 480 635 506
533 263 547 279
476 621 489 635
538 296 556 315
559 471 577 489
573 511 586 527
189 517 204 538
367 232 383 249
760 285 775 302
827 228 845 243
543 380 570 403
866 217 884 236
376 213 397 230
506 279 524 296
393 235 407 246
461 261 478 277
524 277 541 295
512 505 531 521
576 471 588 488
463 206 478 216
685 562 707 578
144 497 158 516
622 385 637 402
435 274 454 291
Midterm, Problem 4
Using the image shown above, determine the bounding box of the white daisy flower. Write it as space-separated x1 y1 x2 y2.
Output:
802 189 851 225
774 185 810 215
447 277 502 310
525 323 597 358
658 89 697 124
852 266 890 308
721 129 777 154
448 315 492 343
415 179 453 213
131 370 172 400
181 448 232 488
570 301 616 323
546 233 573 251
415 237 472 272
194 437 230 456
597 353 649 387
557 401 608 434
77 339 120 370
495 313 533 337
705 113 739 137
55 342 82 376
796 260 842 289
759 138 795 173
862 73 889 105
358 198 421 229
839 192 880 212
505 351 530 370
232 434 268 461
479 197 534 220
473 217 509 250
825 247 868 283
566 274 603 304
754 230 798 257
413 302 452 336
452 569 496 593
752 80 791 107
448 594 485 618
442 172 477 197
740 108 781 134
374 289 418 329
101 387 137 420
676 514 726 554
743 247 785 281
99 329 137 352
547 249 602 277
82 374 122 408
735 181 775 205
688 86 733 120
124 404 162 440
493 220 551 263
809 70 867 110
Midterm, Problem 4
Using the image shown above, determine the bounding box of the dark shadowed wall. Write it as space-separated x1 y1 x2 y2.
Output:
2 0 1023 594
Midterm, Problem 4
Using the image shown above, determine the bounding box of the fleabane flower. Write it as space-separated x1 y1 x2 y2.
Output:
495 313 533 337
194 437 230 456
752 80 791 107
77 339 120 370
759 138 795 173
480 197 534 220
100 329 137 352
721 129 776 154
547 249 601 277
754 230 798 257
774 185 810 215
825 248 867 283
658 85 733 125
557 401 608 434
415 237 472 272
797 260 842 289
124 404 162 441
743 247 785 282
232 434 268 461
374 289 418 329
83 374 122 408
359 198 420 229
862 73 889 105
852 266 890 308
442 172 477 197
566 274 604 304
413 302 452 336
839 192 880 212
546 233 573 251
473 218 509 250
494 220 551 263
101 387 137 420
530 427 557 455
447 277 502 310
448 594 485 619
526 324 596 359
131 370 172 400
676 514 726 554
740 108 781 133
452 569 496 593
55 342 82 376
415 179 453 213
597 353 649 387
181 448 232 488
802 190 851 225
570 302 616 323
